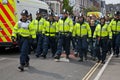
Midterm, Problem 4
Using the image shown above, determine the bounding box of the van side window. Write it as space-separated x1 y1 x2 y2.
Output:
2 0 8 4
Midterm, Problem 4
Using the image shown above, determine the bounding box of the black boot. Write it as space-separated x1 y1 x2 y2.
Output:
102 60 105 64
54 55 60 59
97 60 101 63
116 54 119 58
74 52 78 57
78 58 83 62
18 65 24 71
41 54 46 59
92 57 96 61
52 53 55 58
66 55 70 59
35 55 40 58
84 52 87 60
24 62 29 67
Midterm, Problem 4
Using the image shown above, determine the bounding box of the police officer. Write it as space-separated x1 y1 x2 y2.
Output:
105 15 111 25
109 11 120 57
41 13 57 58
89 19 96 60
105 15 112 54
30 10 46 58
54 14 59 46
54 10 73 60
54 14 59 22
11 9 36 71
74 14 92 62
72 16 79 57
93 16 112 63
28 13 33 22
27 13 34 54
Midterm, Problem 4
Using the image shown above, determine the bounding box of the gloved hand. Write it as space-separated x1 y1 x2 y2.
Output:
67 32 72 37
42 34 45 38
93 38 96 42
96 38 100 46
56 32 62 38
33 39 37 45
88 37 93 42
55 32 59 36
11 36 16 42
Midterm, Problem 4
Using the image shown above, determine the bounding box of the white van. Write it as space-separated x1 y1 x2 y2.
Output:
16 0 51 19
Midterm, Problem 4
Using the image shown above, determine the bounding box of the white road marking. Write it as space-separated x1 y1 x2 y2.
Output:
54 58 70 62
94 53 113 80
0 58 7 61
59 58 70 62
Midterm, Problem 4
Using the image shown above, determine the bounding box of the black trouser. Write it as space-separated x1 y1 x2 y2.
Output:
112 34 117 54
55 35 71 57
107 38 112 54
18 36 30 66
115 33 120 55
36 33 44 56
95 37 108 62
89 39 96 58
77 36 88 60
42 36 57 57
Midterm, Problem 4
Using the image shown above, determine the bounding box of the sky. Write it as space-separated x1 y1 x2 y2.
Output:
105 0 120 4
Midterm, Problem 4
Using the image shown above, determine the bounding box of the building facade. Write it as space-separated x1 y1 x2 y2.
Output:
73 0 94 16
42 0 103 16
42 0 61 15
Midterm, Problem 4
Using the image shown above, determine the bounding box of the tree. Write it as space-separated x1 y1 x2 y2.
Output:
62 0 73 14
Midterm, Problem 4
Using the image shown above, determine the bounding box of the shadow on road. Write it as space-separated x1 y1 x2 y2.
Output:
69 57 96 68
27 66 65 79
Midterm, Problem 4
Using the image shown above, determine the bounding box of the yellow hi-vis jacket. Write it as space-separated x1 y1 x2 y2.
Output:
72 23 76 37
30 18 46 34
74 22 92 37
109 19 120 34
56 17 73 33
12 20 36 39
43 20 57 37
93 24 112 39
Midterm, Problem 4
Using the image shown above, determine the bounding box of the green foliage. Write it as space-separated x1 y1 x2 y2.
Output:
62 0 73 14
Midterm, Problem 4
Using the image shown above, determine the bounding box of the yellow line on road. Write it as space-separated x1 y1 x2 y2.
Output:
82 63 98 80
85 62 101 80
82 62 101 80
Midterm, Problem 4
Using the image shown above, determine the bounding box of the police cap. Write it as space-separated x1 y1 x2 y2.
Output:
62 9 69 14
21 9 28 16
36 10 41 15
114 11 120 16
28 13 32 16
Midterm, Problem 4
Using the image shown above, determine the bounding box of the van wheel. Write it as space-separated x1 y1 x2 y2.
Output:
0 47 5 53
